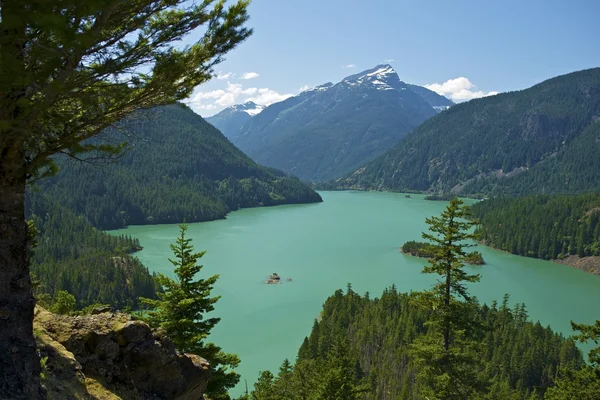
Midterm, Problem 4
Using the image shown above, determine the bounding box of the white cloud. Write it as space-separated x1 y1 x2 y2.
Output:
216 72 234 80
425 77 498 102
383 58 395 63
186 82 292 116
343 64 356 69
246 88 293 106
298 85 312 92
240 72 260 80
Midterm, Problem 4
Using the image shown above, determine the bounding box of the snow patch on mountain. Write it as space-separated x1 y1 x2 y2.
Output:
227 101 266 116
244 105 266 116
343 64 400 91
302 82 334 93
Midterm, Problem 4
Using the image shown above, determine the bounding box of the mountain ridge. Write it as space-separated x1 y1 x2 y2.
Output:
36 104 322 230
329 67 600 196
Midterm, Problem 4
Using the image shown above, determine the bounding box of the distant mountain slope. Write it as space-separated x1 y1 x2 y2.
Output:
406 84 454 110
206 101 265 139
334 68 600 195
227 65 441 181
37 104 322 230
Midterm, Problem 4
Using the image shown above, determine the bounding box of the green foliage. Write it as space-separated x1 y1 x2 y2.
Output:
39 356 48 381
1 0 252 180
258 286 583 399
141 224 239 399
36 104 322 230
465 250 485 265
334 68 600 196
410 198 483 398
27 193 157 308
50 290 76 315
401 240 437 258
251 371 277 400
472 193 600 260
544 320 600 399
1 0 251 395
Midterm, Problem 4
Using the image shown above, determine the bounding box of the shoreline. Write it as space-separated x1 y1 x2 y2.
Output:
553 255 600 276
478 239 600 276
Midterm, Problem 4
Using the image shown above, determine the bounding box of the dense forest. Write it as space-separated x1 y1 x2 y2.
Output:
331 68 600 195
27 193 157 309
36 104 321 230
248 286 583 400
471 193 600 260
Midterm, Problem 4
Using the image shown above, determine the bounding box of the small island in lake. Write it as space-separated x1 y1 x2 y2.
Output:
464 251 485 265
266 273 282 284
401 240 436 258
401 241 485 265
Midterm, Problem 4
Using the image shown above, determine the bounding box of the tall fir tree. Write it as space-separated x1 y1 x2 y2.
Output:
545 320 600 399
0 1 251 395
410 197 484 399
141 224 240 399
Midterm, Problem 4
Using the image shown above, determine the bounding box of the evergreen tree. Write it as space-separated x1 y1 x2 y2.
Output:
411 197 484 399
316 338 367 400
49 290 76 315
0 1 251 395
545 320 600 399
141 224 240 399
251 371 277 400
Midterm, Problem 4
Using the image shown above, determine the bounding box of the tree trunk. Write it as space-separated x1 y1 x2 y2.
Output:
0 152 43 399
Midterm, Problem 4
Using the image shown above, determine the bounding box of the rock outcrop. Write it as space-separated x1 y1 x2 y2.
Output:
265 273 281 284
34 307 210 399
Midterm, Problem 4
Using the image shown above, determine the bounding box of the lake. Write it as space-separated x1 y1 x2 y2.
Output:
111 191 600 396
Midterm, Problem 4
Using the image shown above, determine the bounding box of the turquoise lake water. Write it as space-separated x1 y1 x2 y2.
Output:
111 191 600 395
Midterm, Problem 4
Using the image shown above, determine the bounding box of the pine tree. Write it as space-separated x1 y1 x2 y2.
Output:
50 290 76 315
251 371 277 400
410 197 484 399
0 1 251 395
141 224 240 399
545 320 600 399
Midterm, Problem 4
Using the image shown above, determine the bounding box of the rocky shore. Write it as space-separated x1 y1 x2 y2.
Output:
554 255 600 276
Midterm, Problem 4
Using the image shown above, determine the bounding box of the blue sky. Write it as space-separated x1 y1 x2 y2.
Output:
186 0 600 116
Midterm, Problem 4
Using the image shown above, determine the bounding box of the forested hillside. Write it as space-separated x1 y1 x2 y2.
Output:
37 104 321 230
333 68 600 195
27 193 157 309
250 286 583 400
471 193 600 260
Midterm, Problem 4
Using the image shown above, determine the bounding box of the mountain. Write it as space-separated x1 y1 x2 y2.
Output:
406 83 454 110
225 65 448 181
206 101 265 139
332 68 600 196
36 104 322 230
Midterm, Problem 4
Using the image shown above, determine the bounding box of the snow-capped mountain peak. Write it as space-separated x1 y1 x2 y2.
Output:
342 64 403 91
